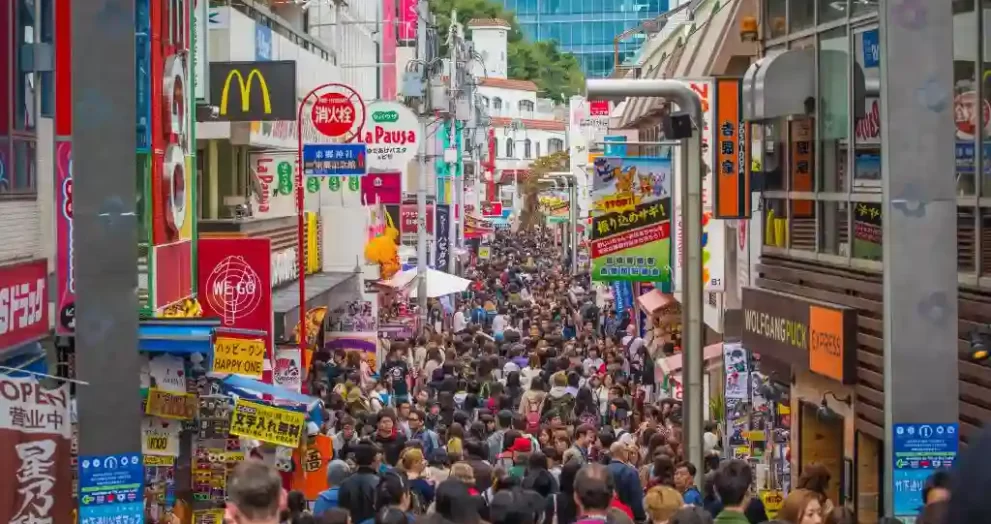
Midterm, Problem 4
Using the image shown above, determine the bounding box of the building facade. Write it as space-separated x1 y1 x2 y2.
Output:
500 0 672 77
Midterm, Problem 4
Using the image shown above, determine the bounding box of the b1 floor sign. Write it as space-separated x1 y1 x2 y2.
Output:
272 248 298 287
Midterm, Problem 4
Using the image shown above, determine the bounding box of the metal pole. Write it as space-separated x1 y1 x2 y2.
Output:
570 182 578 274
447 14 458 275
73 0 141 458
585 78 704 484
416 0 429 324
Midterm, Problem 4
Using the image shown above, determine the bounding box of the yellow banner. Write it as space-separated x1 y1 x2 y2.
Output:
145 388 197 420
478 246 491 259
593 192 640 213
144 455 176 467
759 490 784 519
306 212 321 274
229 398 306 448
212 337 265 377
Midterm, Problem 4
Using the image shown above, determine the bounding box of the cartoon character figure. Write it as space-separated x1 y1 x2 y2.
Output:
616 167 635 193
638 171 653 197
593 158 616 186
652 172 667 197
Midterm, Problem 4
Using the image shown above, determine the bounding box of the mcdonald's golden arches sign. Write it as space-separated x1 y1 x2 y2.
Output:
208 61 297 121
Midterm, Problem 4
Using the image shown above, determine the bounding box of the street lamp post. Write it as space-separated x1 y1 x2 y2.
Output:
585 78 705 483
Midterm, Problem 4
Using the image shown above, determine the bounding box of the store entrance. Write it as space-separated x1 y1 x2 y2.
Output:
799 401 845 506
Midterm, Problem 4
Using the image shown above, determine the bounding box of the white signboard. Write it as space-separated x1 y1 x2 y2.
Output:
193 0 209 102
272 248 299 288
273 349 303 393
361 101 420 170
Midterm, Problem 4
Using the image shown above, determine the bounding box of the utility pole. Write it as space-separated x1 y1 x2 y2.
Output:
446 10 459 275
415 0 429 324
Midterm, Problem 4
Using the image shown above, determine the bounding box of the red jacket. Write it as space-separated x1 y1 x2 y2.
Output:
611 497 634 519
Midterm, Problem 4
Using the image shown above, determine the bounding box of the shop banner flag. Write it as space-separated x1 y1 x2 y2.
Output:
229 398 305 448
590 156 672 282
0 377 73 524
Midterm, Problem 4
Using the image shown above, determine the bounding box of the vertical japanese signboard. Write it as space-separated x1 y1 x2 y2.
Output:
435 205 451 271
713 78 751 219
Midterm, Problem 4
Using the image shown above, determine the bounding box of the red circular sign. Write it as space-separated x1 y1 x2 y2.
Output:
312 93 357 138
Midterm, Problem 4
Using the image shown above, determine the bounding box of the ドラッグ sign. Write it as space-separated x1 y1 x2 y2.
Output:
0 259 49 353
361 101 420 170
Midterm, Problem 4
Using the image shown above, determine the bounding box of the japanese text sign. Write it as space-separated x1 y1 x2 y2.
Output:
361 101 419 170
400 203 435 235
302 144 368 176
229 398 306 448
0 259 49 353
712 78 751 219
0 378 72 524
892 423 958 517
212 337 265 378
145 388 198 420
78 453 144 523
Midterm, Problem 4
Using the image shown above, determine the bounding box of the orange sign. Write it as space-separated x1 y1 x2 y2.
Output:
293 434 334 499
713 78 752 219
790 120 814 216
809 306 845 382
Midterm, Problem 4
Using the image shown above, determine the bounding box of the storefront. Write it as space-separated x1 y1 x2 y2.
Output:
741 286 862 511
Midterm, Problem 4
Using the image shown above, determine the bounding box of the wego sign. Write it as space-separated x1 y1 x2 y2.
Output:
209 61 297 122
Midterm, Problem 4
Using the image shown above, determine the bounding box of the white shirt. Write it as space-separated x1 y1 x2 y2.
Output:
582 357 604 375
453 311 467 332
492 314 508 335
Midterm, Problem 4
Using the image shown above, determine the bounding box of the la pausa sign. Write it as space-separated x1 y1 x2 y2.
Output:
360 101 420 170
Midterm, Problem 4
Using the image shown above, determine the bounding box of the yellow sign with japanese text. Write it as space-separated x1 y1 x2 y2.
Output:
229 398 306 447
145 388 198 420
593 192 641 213
759 490 784 519
144 455 176 466
212 337 265 378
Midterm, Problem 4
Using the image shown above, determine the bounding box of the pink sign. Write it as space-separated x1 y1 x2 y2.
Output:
361 172 402 205
398 0 417 41
55 140 74 334
381 0 397 100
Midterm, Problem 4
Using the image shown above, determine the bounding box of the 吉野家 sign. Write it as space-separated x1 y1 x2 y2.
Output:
740 287 857 383
209 60 297 121
229 397 306 447
212 337 265 378
302 143 367 176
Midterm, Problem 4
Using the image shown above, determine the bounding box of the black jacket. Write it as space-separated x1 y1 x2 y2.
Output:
337 466 380 524
374 431 408 467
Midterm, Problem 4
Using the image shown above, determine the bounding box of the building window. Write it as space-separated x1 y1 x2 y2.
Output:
519 100 534 113
0 139 37 193
818 26 848 194
548 138 564 154
535 142 541 158
482 96 490 108
506 138 515 158
523 139 532 159
494 97 503 111
788 0 815 33
766 0 786 38
16 0 37 132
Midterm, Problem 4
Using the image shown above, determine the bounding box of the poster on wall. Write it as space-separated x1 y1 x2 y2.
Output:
55 140 74 333
325 298 379 368
590 156 672 282
853 202 882 261
723 342 750 400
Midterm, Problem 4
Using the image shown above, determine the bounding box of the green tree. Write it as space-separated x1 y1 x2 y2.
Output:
428 0 585 102
518 150 569 230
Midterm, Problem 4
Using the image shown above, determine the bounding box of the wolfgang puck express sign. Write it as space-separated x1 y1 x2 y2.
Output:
741 287 857 384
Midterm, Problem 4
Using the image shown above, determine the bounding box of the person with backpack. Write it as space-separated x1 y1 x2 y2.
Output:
545 372 576 427
487 410 515 464
519 378 548 435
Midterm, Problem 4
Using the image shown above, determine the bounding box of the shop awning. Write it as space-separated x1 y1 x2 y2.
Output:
139 319 222 354
381 267 472 298
0 341 48 378
221 374 317 406
637 288 676 314
658 342 725 374
272 271 362 343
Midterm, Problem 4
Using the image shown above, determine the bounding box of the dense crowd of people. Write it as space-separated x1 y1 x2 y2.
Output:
219 228 975 524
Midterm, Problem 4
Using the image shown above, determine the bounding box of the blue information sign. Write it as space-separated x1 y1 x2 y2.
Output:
78 453 145 524
861 29 880 68
302 143 367 176
892 423 958 517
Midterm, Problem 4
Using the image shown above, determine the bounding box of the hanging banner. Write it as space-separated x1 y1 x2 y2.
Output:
198 237 273 355
0 377 73 524
273 348 303 393
212 337 266 378
294 434 334 500
435 204 451 270
590 157 672 282
55 140 74 334
361 101 420 170
712 78 751 219
229 398 305 448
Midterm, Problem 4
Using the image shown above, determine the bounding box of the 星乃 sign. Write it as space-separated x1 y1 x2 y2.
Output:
212 337 265 378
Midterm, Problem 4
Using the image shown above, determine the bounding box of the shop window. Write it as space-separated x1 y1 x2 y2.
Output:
790 119 815 208
818 0 846 24
958 205 976 273
788 0 815 33
16 0 37 132
7 139 37 193
762 198 789 248
818 27 849 194
955 0 978 195
980 0 991 195
850 200 881 262
766 0 786 38
853 28 882 193
851 0 878 16
818 201 851 257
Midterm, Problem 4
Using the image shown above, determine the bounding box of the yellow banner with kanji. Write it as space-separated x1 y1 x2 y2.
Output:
212 337 265 378
229 398 305 447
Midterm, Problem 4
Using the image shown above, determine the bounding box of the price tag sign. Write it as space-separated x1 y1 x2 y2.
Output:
212 337 265 378
229 398 305 447
145 388 198 420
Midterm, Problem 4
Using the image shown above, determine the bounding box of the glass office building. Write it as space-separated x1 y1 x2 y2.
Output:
502 0 670 78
